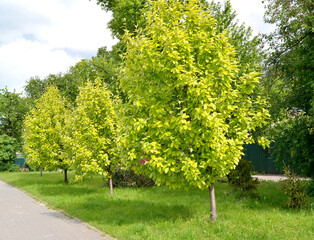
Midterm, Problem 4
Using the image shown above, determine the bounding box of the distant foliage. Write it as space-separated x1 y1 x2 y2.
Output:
262 0 314 178
228 158 259 198
0 135 18 171
306 178 314 197
0 88 29 146
271 114 313 177
280 165 308 208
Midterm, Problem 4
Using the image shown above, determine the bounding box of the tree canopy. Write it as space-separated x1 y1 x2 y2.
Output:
120 0 269 220
263 0 314 176
68 80 120 194
0 88 29 146
23 86 71 182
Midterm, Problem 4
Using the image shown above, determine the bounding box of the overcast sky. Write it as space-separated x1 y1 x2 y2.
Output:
0 0 274 94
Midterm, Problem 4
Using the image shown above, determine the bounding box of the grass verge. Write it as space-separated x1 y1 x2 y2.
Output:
0 171 313 240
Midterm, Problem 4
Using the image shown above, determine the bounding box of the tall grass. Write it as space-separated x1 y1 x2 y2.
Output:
0 171 313 240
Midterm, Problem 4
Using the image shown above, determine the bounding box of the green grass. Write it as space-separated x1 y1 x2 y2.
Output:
0 171 313 240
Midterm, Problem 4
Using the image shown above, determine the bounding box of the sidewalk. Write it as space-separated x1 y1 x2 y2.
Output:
252 174 309 182
0 180 113 240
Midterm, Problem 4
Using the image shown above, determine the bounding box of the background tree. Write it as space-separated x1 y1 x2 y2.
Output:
23 86 71 182
120 0 269 221
68 80 120 195
24 76 47 103
262 0 314 176
24 55 121 105
0 135 18 171
211 0 264 75
0 88 29 147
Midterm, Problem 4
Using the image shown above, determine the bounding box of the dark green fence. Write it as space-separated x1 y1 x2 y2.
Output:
244 144 282 174
14 158 26 168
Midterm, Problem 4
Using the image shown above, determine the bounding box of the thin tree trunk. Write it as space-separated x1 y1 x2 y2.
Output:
64 169 68 183
40 167 43 176
109 177 113 195
209 183 217 221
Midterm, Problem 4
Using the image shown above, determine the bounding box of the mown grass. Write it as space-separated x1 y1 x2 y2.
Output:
0 171 313 240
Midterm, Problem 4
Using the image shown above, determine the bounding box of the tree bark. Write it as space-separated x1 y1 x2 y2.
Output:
40 167 43 176
109 177 113 195
209 183 217 221
64 169 68 183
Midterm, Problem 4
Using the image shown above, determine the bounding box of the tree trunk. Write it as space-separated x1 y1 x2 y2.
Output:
209 183 217 221
40 167 43 176
64 169 68 183
109 177 113 195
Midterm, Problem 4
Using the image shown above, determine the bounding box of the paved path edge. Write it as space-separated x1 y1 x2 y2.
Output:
0 179 116 240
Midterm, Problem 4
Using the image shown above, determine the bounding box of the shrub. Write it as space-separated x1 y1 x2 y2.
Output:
0 135 18 171
228 158 259 198
306 178 314 197
280 165 308 208
111 167 155 188
0 163 20 172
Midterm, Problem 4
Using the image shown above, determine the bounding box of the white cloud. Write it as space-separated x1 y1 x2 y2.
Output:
213 0 275 35
0 39 79 92
0 0 118 93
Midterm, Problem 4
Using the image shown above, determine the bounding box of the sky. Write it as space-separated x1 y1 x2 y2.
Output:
0 0 274 94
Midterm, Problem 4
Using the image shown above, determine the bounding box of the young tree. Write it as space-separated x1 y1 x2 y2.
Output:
120 0 269 221
68 80 120 195
23 86 71 182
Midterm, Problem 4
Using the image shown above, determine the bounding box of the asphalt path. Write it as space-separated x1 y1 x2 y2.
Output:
0 180 113 240
252 174 309 182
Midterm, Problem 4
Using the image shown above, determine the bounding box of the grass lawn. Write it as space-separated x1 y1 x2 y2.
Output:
0 171 313 240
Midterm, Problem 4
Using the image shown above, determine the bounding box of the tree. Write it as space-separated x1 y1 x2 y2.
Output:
69 55 123 101
68 80 120 195
24 76 47 102
210 0 264 75
24 55 121 105
262 0 314 176
91 0 149 40
0 135 18 171
120 0 269 221
0 88 29 146
23 86 71 182
24 73 80 106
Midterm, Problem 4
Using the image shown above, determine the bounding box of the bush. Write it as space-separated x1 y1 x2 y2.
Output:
0 163 20 172
228 158 259 198
306 178 314 197
0 135 18 171
280 165 308 208
111 167 155 188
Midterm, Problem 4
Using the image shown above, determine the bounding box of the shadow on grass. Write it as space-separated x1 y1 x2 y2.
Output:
224 181 312 212
36 184 98 196
72 197 192 226
4 172 99 196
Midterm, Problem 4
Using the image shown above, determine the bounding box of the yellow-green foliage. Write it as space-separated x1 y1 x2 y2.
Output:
69 80 119 181
120 0 269 189
23 86 71 171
